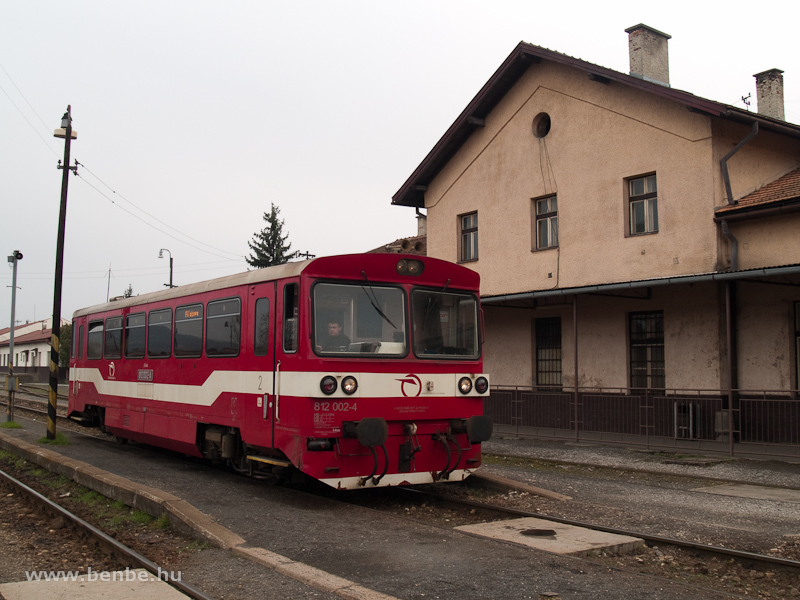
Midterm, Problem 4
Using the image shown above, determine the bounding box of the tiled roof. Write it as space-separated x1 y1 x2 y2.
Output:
716 167 800 215
0 328 52 347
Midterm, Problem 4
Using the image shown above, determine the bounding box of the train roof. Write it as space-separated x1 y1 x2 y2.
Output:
71 254 479 318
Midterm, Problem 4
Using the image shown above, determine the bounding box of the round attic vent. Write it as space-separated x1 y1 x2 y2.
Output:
532 112 551 138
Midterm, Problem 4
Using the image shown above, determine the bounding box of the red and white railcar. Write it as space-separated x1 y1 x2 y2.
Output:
68 254 492 489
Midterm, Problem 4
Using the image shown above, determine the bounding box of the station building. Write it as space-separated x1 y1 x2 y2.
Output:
391 25 800 455
0 318 69 383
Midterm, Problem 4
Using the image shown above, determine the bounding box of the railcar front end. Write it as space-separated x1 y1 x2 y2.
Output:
67 254 492 490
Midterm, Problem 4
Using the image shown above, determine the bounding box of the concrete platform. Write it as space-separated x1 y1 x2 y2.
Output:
692 483 800 504
0 569 187 600
457 517 644 557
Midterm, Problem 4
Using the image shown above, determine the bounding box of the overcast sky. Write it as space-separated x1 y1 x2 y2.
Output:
2 0 798 327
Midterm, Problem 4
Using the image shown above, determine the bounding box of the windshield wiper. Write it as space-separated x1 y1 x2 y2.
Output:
422 278 451 328
361 271 398 330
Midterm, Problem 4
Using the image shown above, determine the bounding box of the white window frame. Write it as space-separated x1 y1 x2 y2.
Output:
628 174 658 235
459 212 478 262
533 195 558 250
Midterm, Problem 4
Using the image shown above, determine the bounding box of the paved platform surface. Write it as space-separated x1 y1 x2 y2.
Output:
457 517 644 557
0 569 186 600
0 421 742 600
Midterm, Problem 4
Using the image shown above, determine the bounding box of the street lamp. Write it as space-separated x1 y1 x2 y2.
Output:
7 250 22 422
159 248 174 288
47 106 78 440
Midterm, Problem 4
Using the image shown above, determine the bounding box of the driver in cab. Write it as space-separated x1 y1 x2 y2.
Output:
317 320 351 352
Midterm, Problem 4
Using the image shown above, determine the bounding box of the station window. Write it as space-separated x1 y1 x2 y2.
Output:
147 309 172 358
459 212 478 262
254 298 270 356
627 174 658 235
175 303 204 358
206 298 241 357
535 317 562 388
124 313 146 358
629 311 665 389
104 317 123 359
87 320 104 360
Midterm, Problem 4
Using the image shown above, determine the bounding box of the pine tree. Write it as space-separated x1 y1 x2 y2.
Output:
246 203 298 268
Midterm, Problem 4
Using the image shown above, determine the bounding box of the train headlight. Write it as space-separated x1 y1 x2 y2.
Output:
320 376 337 395
342 376 358 395
458 377 473 394
396 259 424 276
475 377 489 394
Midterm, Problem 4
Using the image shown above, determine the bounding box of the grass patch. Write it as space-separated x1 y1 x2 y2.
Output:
154 513 171 529
0 449 14 461
76 489 105 506
131 510 154 525
38 432 70 446
182 539 212 551
26 467 48 477
0 421 23 429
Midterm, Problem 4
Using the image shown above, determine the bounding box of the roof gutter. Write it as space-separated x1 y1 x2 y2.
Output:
480 265 800 305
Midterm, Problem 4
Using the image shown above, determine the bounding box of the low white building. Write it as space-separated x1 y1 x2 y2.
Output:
0 318 69 382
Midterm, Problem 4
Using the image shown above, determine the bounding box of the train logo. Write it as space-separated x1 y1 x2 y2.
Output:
396 373 422 397
108 362 116 379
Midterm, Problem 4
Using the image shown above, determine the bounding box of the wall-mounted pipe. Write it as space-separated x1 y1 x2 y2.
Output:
721 220 739 272
721 122 758 206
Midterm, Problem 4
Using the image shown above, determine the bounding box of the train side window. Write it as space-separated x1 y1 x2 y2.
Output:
87 320 104 360
207 298 241 357
283 284 298 353
254 298 269 356
125 313 146 358
175 303 204 358
148 309 172 358
105 317 123 359
71 322 77 358
78 324 84 359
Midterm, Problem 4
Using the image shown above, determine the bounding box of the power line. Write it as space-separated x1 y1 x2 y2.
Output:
75 172 248 263
77 161 244 259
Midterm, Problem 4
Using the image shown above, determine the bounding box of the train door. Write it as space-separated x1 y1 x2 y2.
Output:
273 280 300 436
249 282 277 448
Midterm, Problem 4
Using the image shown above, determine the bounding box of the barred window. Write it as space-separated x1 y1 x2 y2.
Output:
535 317 562 388
630 311 665 389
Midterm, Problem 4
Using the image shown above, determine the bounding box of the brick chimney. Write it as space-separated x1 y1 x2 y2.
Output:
625 24 671 87
753 69 785 120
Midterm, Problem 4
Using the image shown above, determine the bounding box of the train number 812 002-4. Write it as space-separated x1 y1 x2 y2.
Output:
314 402 357 412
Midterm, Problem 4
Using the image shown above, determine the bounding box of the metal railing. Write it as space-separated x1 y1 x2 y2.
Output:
486 386 800 459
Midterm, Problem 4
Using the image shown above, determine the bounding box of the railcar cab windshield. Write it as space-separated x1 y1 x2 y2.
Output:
312 281 480 359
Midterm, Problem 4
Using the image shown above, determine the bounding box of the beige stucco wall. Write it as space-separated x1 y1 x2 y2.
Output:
425 61 722 296
417 56 800 392
483 284 727 390
736 286 798 390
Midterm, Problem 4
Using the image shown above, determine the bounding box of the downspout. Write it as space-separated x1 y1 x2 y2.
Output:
718 122 758 272
720 220 738 272
717 123 755 447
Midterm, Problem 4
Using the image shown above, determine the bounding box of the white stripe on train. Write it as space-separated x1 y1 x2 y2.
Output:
70 368 489 406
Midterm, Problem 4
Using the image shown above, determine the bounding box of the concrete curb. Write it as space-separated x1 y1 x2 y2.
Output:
471 472 572 501
0 429 399 599
0 431 243 549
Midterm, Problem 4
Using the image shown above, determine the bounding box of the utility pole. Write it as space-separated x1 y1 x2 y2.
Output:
6 250 22 422
48 106 78 440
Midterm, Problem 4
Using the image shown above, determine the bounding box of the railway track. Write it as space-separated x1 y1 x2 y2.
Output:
0 467 215 600
393 483 800 574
